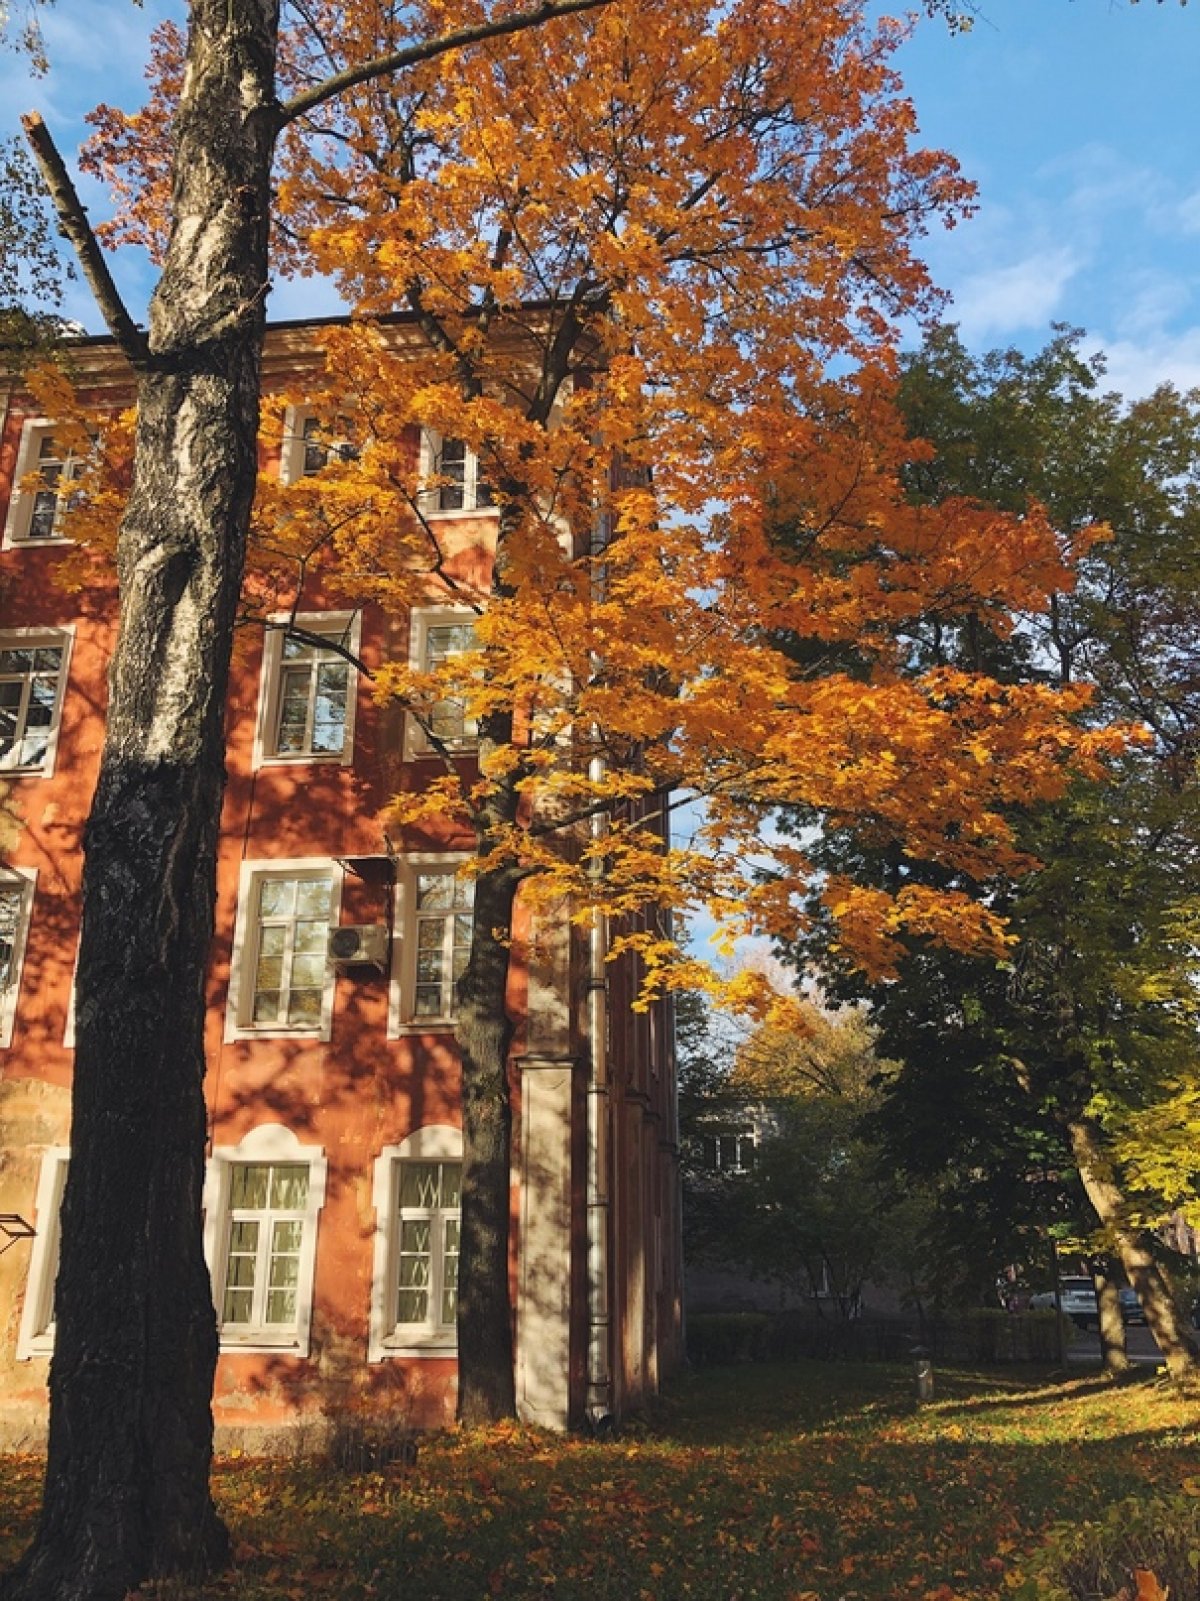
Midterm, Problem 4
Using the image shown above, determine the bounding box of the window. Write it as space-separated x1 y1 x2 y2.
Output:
15 1147 68 1359
702 1128 757 1174
203 1124 327 1354
3 420 81 546
389 858 474 1031
370 1125 462 1358
0 867 36 1048
254 613 360 766
406 609 479 755
421 431 492 514
279 406 359 484
225 861 342 1041
0 629 71 775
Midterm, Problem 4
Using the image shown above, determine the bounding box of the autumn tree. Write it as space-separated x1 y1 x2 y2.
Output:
4 7 1121 1601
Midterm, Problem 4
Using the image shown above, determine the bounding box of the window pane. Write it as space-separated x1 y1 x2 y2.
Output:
416 948 443 983
441 1163 462 1209
397 1217 432 1323
287 987 322 1027
294 879 331 919
254 953 284 992
252 988 282 1023
400 1162 440 1208
292 920 328 954
290 952 325 989
269 1247 301 1283
417 875 454 911
269 1167 310 1209
258 879 293 918
441 1216 460 1326
223 1286 254 1324
396 1286 428 1323
413 984 442 1016
0 887 20 987
230 1166 270 1209
265 1287 298 1324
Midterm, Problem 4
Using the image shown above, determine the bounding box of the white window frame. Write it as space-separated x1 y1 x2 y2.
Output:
252 612 360 769
224 859 343 1042
404 607 480 759
0 626 73 778
2 419 80 548
15 1147 69 1359
388 854 473 1036
419 429 493 517
0 866 36 1049
203 1123 327 1355
369 1124 462 1360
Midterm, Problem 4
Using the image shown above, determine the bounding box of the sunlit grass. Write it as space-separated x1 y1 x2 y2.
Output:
3 1362 1198 1598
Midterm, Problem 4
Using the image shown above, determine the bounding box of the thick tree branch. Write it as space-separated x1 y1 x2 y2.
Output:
278 0 614 127
20 112 150 371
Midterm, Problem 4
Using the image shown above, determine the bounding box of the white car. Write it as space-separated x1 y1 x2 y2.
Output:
1028 1276 1099 1328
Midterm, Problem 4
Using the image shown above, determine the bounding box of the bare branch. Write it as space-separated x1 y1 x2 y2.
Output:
278 0 614 128
20 112 150 371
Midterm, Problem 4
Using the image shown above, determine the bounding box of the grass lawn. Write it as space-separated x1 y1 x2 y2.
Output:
3 1361 1199 1599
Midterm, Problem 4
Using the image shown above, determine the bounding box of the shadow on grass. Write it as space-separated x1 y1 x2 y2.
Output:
4 1361 1200 1600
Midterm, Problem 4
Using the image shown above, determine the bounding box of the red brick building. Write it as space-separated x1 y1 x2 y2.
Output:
0 320 683 1448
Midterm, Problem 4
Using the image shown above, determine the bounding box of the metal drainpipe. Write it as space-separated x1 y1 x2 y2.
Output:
586 801 613 1427
585 484 614 1427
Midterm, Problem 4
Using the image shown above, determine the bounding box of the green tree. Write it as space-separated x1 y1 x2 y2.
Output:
787 327 1200 1378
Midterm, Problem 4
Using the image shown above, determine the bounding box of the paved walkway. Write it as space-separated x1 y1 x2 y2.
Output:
1066 1324 1167 1366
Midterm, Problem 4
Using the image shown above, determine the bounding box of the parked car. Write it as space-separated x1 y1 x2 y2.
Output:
1119 1286 1145 1325
1028 1276 1098 1329
1028 1277 1146 1328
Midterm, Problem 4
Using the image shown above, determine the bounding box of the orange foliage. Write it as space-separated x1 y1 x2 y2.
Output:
56 0 1125 1001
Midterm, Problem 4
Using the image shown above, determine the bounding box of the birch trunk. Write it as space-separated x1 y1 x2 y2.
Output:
3 4 279 1596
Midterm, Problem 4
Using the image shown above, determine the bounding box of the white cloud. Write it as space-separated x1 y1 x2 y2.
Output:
1100 329 1200 401
947 248 1081 342
1176 189 1200 238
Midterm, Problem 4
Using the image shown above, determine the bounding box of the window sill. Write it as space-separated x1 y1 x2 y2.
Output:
15 1337 53 1361
218 1332 307 1355
393 1019 458 1036
419 507 495 522
377 1335 458 1359
225 1022 330 1043
254 750 354 769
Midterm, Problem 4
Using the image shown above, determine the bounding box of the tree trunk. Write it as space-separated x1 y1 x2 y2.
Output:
2 5 280 1597
1090 1259 1132 1379
1067 1115 1200 1383
454 844 522 1425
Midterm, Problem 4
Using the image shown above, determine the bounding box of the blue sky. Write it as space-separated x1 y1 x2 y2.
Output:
3 0 1199 389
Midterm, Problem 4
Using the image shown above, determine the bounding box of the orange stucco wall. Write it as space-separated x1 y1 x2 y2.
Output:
0 325 683 1448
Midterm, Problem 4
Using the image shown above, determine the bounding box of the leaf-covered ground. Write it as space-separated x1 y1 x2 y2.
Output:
3 1362 1198 1599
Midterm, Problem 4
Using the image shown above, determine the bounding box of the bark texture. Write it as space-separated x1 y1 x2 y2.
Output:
1067 1115 1200 1384
455 833 522 1425
3 4 280 1597
1091 1263 1132 1379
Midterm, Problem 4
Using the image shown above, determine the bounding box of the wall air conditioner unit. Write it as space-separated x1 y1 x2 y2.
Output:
328 923 389 970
